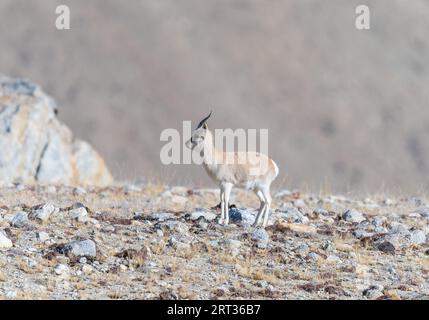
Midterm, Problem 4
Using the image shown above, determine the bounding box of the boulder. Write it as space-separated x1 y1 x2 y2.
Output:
0 76 113 186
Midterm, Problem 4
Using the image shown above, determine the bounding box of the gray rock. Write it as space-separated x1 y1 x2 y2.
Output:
321 240 334 252
10 211 28 227
376 241 397 254
251 228 269 249
363 285 384 299
69 206 89 222
0 231 13 249
162 220 189 234
30 202 58 221
307 252 321 262
54 264 70 276
190 210 217 221
313 207 329 216
410 230 426 245
412 207 429 218
62 239 97 258
342 209 365 223
277 206 309 224
294 243 310 257
0 76 113 186
36 231 50 242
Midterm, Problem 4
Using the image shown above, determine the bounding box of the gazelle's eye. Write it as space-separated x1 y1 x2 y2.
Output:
200 136 205 141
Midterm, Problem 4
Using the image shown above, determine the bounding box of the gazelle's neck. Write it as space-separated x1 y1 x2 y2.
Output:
202 129 219 170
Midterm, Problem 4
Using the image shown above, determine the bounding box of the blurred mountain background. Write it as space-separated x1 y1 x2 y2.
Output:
1 0 429 194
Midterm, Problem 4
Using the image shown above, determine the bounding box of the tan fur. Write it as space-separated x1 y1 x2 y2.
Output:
186 119 279 228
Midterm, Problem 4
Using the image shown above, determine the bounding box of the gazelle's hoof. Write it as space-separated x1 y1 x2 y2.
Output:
218 218 225 225
251 221 260 228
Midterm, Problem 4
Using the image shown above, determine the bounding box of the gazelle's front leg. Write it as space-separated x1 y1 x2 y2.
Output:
252 189 266 227
218 188 225 224
223 183 233 225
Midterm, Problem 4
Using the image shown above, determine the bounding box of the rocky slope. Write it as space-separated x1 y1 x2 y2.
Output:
0 184 428 299
0 76 113 186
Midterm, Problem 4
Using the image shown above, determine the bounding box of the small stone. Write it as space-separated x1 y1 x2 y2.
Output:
10 211 28 227
69 206 88 221
363 285 384 299
79 257 87 264
326 255 342 263
62 239 97 258
321 240 334 252
251 228 269 249
377 241 396 254
228 207 242 223
119 264 128 272
410 230 426 245
294 243 310 257
162 220 189 234
31 202 58 221
54 264 69 276
82 264 93 274
37 231 49 242
277 206 309 224
313 207 329 216
156 229 164 237
412 207 429 218
307 252 321 262
342 209 365 223
190 210 217 221
0 231 12 249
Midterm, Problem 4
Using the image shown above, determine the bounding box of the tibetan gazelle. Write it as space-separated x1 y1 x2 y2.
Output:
186 112 279 228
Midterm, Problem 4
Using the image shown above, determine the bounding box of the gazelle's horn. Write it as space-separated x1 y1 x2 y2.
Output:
196 111 212 129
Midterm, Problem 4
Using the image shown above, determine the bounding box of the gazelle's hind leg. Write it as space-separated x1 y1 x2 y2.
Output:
261 187 272 227
252 189 266 227
218 188 225 224
223 183 233 225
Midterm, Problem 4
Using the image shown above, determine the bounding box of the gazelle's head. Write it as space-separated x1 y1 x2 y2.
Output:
185 111 212 150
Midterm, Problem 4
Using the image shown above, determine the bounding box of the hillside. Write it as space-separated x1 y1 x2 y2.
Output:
1 1 429 193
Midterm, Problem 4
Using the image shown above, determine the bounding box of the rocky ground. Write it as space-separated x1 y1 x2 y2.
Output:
0 184 428 300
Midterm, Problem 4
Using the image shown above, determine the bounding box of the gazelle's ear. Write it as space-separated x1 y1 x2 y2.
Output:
203 123 208 130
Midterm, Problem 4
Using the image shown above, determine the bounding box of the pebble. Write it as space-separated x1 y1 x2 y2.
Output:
62 239 97 258
10 211 28 227
363 285 384 299
342 209 365 223
251 228 269 249
190 210 217 221
410 230 426 245
294 243 310 257
277 206 309 224
54 264 70 276
0 231 13 249
31 202 58 221
37 231 49 242
82 264 93 274
69 206 89 222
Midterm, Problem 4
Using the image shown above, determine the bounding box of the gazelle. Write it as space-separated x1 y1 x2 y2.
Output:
185 112 279 228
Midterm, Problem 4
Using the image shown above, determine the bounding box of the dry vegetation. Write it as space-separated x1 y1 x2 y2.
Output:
0 183 428 300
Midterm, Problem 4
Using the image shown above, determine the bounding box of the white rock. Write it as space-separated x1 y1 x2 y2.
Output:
54 264 69 276
82 264 93 274
342 209 365 223
69 206 88 221
37 231 49 242
0 76 113 186
0 231 12 249
31 202 58 221
190 210 217 221
410 230 426 245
